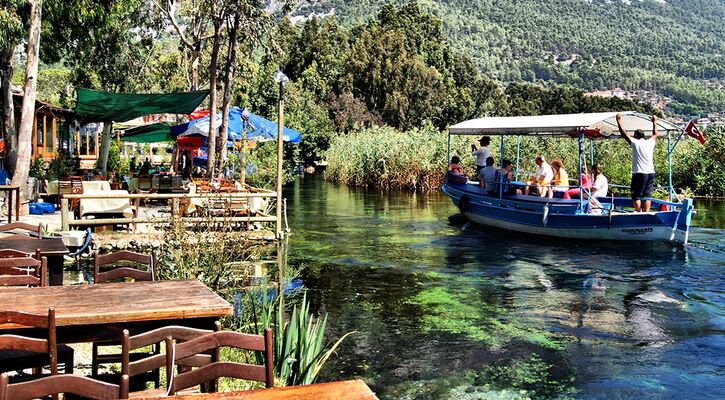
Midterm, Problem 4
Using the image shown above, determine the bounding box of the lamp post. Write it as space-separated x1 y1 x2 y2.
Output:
273 66 289 239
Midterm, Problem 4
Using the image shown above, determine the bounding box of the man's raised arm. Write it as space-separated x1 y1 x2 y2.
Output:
616 113 632 144
651 115 658 142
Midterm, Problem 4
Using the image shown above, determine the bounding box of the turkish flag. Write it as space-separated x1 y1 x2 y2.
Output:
685 120 706 145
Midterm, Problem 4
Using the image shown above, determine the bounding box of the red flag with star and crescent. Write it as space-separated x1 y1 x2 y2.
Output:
684 120 706 145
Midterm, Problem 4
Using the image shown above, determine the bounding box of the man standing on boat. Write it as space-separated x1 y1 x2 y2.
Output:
471 136 492 175
616 113 658 212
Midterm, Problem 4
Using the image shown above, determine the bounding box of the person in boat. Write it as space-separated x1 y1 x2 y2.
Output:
447 155 468 185
494 159 522 196
589 164 609 199
584 164 609 214
616 113 658 212
448 155 464 175
524 155 553 197
548 159 570 198
478 156 497 192
563 164 592 200
471 136 492 175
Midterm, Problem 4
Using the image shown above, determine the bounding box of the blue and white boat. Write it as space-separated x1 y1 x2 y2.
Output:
442 112 694 244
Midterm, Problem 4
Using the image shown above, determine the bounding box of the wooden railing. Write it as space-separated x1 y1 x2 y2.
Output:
60 190 280 231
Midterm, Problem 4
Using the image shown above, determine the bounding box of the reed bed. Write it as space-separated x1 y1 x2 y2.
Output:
326 124 722 196
325 124 471 192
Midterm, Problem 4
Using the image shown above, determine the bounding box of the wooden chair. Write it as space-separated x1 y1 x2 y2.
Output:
0 373 128 400
93 250 155 284
0 250 46 287
92 250 155 378
0 309 74 377
57 178 72 206
58 176 83 215
165 328 274 395
119 322 221 394
137 176 152 192
0 222 42 239
70 176 84 192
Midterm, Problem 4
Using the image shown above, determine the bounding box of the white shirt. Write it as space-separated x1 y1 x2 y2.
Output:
535 162 553 184
591 174 608 198
630 138 656 174
472 146 491 167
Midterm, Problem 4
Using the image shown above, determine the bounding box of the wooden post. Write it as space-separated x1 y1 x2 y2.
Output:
275 84 284 239
60 198 69 231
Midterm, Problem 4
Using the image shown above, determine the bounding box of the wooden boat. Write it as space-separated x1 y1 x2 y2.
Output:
442 112 694 244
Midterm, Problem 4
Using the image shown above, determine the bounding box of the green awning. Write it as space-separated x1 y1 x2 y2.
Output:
75 88 209 122
120 123 172 143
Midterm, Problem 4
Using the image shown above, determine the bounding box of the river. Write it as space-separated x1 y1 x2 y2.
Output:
284 174 724 399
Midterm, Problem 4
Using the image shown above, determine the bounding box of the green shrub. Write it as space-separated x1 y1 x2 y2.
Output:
672 126 725 197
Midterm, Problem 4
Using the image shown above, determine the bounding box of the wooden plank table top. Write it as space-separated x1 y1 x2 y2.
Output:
0 280 232 329
137 380 379 400
0 237 69 255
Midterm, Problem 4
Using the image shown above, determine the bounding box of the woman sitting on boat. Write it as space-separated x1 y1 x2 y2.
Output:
583 164 609 214
589 164 609 199
447 156 469 184
448 156 464 175
548 159 570 198
563 165 592 200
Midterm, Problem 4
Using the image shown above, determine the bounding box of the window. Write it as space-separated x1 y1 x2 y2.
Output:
45 116 53 153
36 115 44 146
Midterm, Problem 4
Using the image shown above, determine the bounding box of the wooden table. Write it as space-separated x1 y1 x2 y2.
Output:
0 237 69 286
0 185 20 223
0 280 233 343
137 380 379 400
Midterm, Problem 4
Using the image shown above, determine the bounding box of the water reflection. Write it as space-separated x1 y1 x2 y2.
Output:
284 175 725 399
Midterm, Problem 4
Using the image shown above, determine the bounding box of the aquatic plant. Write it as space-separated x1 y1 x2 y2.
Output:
234 287 353 386
412 272 564 350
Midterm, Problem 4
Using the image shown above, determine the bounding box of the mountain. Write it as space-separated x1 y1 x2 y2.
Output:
291 0 725 115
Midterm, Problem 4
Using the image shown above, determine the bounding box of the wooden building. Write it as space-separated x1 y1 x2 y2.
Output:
11 92 99 166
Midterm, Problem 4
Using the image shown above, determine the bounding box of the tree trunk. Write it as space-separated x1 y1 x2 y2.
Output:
11 0 42 196
206 19 221 178
217 12 241 175
1 47 16 175
190 47 200 91
96 120 113 173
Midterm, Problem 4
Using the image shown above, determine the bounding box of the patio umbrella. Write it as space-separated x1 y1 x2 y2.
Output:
170 107 301 143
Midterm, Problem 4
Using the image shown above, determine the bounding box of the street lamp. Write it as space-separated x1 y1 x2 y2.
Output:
273 66 288 239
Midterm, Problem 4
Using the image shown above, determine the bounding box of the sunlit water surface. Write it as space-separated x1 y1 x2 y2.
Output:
284 175 724 399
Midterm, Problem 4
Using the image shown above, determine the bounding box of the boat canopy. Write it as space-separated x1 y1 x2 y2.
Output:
448 111 681 137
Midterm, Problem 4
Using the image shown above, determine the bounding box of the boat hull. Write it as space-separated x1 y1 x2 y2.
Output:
443 183 692 244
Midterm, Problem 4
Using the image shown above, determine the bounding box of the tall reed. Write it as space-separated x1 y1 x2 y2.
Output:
325 123 471 192
326 123 719 196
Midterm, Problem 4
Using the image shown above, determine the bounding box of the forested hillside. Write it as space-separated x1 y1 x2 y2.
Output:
293 0 725 116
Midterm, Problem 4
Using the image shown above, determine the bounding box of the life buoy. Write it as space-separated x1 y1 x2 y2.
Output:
458 195 470 214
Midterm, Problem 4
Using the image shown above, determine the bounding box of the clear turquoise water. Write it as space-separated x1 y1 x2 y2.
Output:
284 175 724 399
